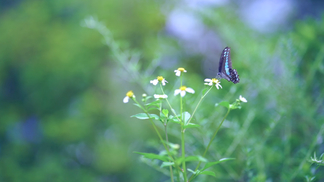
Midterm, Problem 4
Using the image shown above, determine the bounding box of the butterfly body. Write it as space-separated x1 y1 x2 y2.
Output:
216 47 240 84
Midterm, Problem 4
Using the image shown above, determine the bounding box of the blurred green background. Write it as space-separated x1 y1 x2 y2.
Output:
1 0 324 181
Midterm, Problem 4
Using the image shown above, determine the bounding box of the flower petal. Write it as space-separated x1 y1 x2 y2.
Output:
123 96 129 103
174 70 181 76
150 79 159 85
185 87 195 94
239 95 248 102
180 91 186 97
174 89 181 96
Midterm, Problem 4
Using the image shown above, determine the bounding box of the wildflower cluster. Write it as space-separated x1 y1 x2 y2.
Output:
123 67 247 182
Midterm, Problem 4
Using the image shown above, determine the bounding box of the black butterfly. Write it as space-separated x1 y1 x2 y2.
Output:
216 47 240 84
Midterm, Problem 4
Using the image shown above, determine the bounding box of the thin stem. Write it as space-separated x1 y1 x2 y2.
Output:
159 84 181 122
187 86 213 125
179 74 188 182
159 84 182 181
132 99 181 173
189 108 231 181
164 123 175 182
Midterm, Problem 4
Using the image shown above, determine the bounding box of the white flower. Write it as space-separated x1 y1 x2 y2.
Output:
174 67 187 76
204 78 222 89
150 76 168 86
123 90 135 103
239 95 247 103
174 86 195 97
154 94 168 99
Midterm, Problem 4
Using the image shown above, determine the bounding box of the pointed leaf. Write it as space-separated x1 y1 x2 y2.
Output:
131 113 159 120
216 101 230 109
202 87 209 95
161 140 180 150
202 158 235 171
161 162 174 168
184 123 201 129
184 155 207 162
146 100 161 107
162 109 169 116
133 103 143 109
199 171 216 177
169 116 181 124
131 113 149 119
149 114 159 120
182 112 191 124
134 152 170 162
147 107 160 111
187 168 196 174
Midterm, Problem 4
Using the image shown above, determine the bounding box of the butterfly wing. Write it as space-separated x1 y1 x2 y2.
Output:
217 47 240 84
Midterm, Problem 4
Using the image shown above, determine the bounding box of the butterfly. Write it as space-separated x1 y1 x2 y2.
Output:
216 47 240 84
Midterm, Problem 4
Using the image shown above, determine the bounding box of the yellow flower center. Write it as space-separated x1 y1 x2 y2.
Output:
180 86 187 91
212 78 220 83
126 90 134 98
157 76 164 81
178 67 185 72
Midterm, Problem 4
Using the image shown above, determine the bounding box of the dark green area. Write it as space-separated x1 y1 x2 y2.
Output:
0 0 324 181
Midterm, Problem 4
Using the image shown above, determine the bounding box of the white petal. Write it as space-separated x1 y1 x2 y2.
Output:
204 78 212 82
162 79 168 86
239 95 248 102
216 83 222 89
185 87 195 94
208 82 213 86
174 89 181 96
175 70 181 76
180 91 186 97
123 96 129 103
150 79 158 85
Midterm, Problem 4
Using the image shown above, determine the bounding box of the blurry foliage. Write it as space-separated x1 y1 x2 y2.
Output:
0 0 164 181
0 0 324 181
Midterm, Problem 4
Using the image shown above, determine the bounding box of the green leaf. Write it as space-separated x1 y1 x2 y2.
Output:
147 107 160 111
216 101 230 109
184 155 207 162
182 112 191 124
229 104 241 110
131 113 149 119
146 100 161 107
184 123 201 129
149 114 159 120
168 116 181 124
202 158 235 171
161 140 180 150
134 152 170 162
202 87 209 95
162 109 169 116
133 103 143 109
161 162 174 168
199 171 216 177
187 168 196 174
131 113 159 120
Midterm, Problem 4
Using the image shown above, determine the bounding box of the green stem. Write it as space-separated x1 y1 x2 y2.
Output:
189 108 231 181
159 84 181 122
164 123 175 182
179 74 188 182
187 86 213 125
159 84 181 181
132 99 180 170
